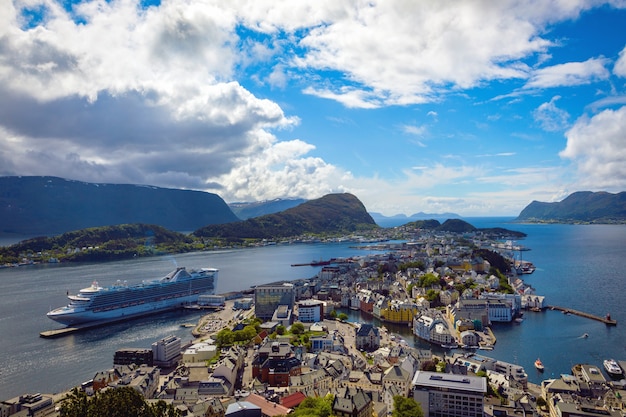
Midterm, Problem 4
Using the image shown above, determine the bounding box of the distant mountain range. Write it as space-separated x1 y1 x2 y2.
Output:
0 176 239 236
195 193 377 240
516 191 626 223
369 211 461 227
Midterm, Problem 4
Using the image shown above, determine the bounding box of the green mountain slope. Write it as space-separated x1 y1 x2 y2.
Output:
194 193 377 239
516 191 626 223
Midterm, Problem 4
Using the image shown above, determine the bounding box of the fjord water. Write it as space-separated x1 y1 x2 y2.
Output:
1 220 625 399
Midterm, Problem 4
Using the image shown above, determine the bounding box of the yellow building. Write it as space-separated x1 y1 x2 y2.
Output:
379 301 419 324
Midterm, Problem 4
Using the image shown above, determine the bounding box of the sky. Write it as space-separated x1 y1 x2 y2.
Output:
1 0 626 216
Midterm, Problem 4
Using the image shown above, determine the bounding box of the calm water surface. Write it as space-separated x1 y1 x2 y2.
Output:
1 220 625 398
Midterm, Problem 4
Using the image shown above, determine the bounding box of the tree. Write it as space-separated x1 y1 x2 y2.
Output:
290 395 334 417
276 324 286 335
290 322 305 335
60 387 181 417
329 310 338 319
337 312 348 321
214 328 234 347
392 395 423 417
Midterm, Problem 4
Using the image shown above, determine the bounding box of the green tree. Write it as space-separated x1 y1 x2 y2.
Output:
291 322 305 335
337 312 348 321
392 395 423 417
418 273 440 287
290 395 334 417
215 328 234 347
329 310 338 319
60 387 180 417
276 324 286 335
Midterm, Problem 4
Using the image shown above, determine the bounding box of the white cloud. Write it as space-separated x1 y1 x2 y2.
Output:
1 0 623 218
614 44 626 77
402 124 427 136
524 58 610 89
560 106 626 189
533 96 570 131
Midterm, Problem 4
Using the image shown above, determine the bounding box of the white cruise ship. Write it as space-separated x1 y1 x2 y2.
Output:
47 267 217 326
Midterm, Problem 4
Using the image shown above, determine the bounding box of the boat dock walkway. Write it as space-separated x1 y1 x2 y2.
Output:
548 305 617 325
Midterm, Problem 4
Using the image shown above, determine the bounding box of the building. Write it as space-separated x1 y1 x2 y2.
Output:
355 323 381 352
225 401 261 417
198 294 226 308
152 335 182 367
1 393 53 417
452 299 490 327
114 348 154 366
412 371 486 417
234 297 254 310
254 283 295 321
297 299 325 322
271 304 293 327
332 387 373 417
413 311 456 347
252 341 302 387
182 342 218 363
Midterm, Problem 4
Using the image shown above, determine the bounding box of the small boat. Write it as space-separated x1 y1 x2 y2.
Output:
582 333 589 338
603 359 623 377
534 358 544 372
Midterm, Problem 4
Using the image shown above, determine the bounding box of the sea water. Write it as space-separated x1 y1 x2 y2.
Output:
0 220 625 398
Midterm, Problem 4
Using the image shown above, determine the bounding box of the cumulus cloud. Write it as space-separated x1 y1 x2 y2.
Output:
560 106 626 189
533 96 570 131
524 58 610 89
1 0 624 214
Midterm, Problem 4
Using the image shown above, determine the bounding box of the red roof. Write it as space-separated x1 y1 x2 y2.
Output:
280 391 307 408
244 393 292 416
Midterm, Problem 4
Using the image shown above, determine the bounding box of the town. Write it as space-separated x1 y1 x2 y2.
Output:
3 226 625 417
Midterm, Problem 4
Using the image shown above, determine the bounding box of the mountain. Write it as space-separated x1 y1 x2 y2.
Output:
369 211 461 227
194 193 377 240
403 218 526 237
229 198 307 220
516 191 626 223
0 223 192 263
0 176 239 236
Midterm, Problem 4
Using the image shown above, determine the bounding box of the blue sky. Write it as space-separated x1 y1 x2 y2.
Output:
1 0 626 216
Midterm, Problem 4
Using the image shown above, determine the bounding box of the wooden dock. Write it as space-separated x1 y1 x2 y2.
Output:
548 305 617 325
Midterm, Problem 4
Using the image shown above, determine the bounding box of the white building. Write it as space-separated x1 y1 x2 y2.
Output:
412 371 486 417
413 312 456 346
297 299 325 323
182 342 217 363
152 335 181 367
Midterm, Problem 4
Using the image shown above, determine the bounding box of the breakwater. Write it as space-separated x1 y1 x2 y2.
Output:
548 305 617 325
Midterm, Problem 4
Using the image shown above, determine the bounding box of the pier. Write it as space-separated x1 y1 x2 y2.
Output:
548 305 617 325
40 327 83 338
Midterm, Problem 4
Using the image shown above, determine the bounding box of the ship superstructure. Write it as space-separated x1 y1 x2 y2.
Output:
47 267 217 326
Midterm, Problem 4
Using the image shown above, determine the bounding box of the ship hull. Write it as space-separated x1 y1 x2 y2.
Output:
47 267 217 327
47 293 203 326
